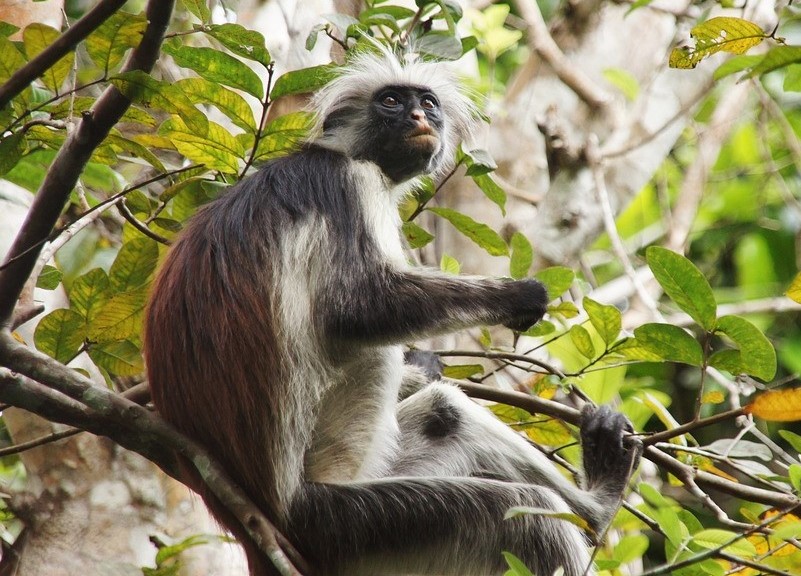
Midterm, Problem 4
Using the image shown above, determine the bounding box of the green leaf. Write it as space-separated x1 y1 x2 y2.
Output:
714 315 776 380
416 31 463 60
779 429 801 454
0 22 19 37
462 147 497 177
789 464 801 492
632 323 704 366
111 70 208 136
160 116 242 174
614 336 664 362
784 64 801 92
509 232 532 279
270 64 337 100
440 254 460 275
691 529 757 557
0 36 30 106
203 23 271 67
442 364 483 379
88 339 144 376
254 111 314 160
713 54 762 80
472 173 506 215
744 46 801 79
85 11 147 73
175 78 256 132
504 507 590 531
646 246 717 331
708 349 743 376
34 308 86 363
109 238 159 292
612 534 650 564
570 324 596 360
24 23 74 92
502 552 535 576
521 320 555 337
0 131 26 177
548 301 579 319
163 43 263 99
583 297 621 346
669 17 766 69
602 67 639 101
36 265 63 290
105 133 165 172
180 0 211 22
534 266 574 300
427 207 508 256
89 287 148 342
402 221 434 249
70 268 112 324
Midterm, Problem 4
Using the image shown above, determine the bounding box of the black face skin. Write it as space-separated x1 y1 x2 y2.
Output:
357 85 445 183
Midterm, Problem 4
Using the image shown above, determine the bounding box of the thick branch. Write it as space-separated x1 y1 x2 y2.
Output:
0 0 175 328
0 0 128 109
0 335 302 575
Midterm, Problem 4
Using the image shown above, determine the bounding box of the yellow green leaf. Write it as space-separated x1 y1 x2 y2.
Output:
24 23 74 93
160 116 243 174
669 17 766 70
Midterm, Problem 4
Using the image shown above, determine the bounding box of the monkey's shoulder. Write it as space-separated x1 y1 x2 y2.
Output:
205 144 359 225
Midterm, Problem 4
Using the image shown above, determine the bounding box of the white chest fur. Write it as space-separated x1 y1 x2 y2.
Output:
351 160 408 268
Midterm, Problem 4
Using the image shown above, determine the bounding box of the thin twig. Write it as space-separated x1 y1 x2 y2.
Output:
118 200 171 245
586 134 661 317
0 0 127 109
0 428 81 457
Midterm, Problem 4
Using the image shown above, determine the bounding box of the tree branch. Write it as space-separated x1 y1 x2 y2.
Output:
459 381 800 509
0 0 128 109
0 335 303 575
512 0 611 111
0 0 175 328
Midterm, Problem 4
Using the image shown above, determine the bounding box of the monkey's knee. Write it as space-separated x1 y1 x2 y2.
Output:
397 382 464 439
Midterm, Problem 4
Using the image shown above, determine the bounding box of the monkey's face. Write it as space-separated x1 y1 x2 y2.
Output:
362 85 445 182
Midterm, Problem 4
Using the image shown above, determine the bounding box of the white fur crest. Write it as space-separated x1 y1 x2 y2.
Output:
309 45 478 175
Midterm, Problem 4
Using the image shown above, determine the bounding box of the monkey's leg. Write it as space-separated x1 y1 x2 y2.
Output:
391 383 640 535
287 476 591 576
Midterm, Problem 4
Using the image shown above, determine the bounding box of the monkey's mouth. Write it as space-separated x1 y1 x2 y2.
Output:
406 128 439 151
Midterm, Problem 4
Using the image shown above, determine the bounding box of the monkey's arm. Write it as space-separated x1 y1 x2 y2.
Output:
325 268 548 343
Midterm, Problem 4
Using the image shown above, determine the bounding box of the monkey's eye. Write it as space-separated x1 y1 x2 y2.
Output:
421 96 438 110
380 94 400 107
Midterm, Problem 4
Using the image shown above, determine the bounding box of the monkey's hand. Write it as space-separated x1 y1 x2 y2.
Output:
580 405 642 495
500 279 549 332
403 349 443 382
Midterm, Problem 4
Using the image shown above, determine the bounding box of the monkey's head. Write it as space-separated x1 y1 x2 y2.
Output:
311 46 477 184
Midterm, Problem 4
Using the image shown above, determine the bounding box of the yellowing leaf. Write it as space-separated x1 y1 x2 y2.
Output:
702 390 725 404
504 507 591 532
787 271 801 304
669 17 766 70
747 388 801 422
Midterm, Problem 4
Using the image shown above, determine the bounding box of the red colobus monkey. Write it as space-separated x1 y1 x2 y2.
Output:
145 47 640 576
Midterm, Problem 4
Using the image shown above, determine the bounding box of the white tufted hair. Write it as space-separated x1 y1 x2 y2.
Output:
309 44 478 176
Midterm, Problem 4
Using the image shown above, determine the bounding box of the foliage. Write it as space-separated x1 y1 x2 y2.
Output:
1 1 801 575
